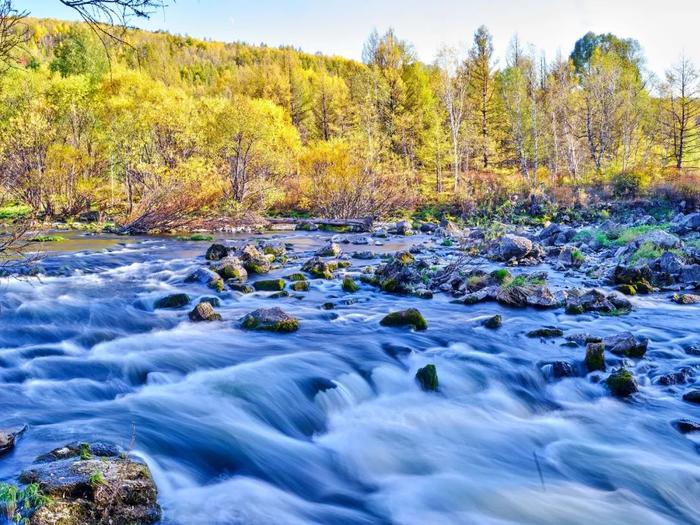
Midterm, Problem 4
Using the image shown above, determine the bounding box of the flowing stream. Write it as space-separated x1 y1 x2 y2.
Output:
1 231 700 525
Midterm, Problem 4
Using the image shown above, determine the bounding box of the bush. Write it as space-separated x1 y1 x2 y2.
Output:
610 172 645 199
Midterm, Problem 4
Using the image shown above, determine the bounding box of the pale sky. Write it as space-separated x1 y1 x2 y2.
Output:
28 0 700 77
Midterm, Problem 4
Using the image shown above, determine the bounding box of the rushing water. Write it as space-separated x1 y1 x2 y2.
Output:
1 231 700 525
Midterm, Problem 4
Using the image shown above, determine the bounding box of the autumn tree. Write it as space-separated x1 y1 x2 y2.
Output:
662 56 699 169
467 25 498 169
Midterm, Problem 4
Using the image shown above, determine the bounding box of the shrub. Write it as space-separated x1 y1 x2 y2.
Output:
610 172 645 199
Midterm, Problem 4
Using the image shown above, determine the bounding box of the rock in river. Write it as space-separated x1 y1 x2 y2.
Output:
415 364 438 391
154 293 190 309
606 368 638 397
380 308 428 331
240 307 299 332
604 332 648 358
20 442 160 525
188 301 222 322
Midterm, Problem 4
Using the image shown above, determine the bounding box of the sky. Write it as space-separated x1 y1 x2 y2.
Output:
27 0 700 77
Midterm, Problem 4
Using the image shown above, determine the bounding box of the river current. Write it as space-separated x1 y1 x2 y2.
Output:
1 231 700 524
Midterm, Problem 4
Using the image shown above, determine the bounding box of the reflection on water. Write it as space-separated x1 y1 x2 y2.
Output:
1 232 700 524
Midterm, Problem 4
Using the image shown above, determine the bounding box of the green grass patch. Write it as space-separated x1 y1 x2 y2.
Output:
0 204 30 220
29 234 65 243
176 233 214 241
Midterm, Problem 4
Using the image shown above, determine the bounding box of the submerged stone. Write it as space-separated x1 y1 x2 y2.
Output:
380 308 427 331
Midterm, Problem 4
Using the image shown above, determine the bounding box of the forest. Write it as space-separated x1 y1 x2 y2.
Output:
0 12 698 233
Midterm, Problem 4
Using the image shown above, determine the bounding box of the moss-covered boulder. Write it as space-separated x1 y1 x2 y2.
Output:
240 307 299 332
376 251 424 295
672 293 700 305
285 273 306 282
301 257 338 279
188 302 222 322
154 293 190 309
342 276 359 293
185 268 224 292
20 442 160 525
415 364 438 391
240 244 271 274
316 241 342 257
483 314 502 329
606 368 638 397
380 308 427 331
603 332 648 358
229 283 254 294
585 342 606 372
214 256 247 281
290 280 309 292
253 279 286 292
260 242 288 262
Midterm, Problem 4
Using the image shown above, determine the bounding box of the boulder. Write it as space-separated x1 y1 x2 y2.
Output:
551 361 576 378
240 307 299 332
376 251 424 295
240 244 271 274
495 234 533 261
606 368 638 397
604 332 648 358
538 223 575 246
185 268 224 292
585 342 606 372
301 257 337 279
639 230 682 249
290 280 309 292
527 327 563 338
20 442 160 525
214 256 247 281
483 314 502 329
673 419 700 434
679 265 700 284
380 308 427 330
496 284 559 308
682 390 700 404
658 251 683 275
415 364 438 391
229 283 254 294
558 246 585 267
316 241 342 257
154 293 190 309
205 243 229 261
253 279 286 292
395 221 413 235
672 293 700 304
188 302 222 322
0 426 25 456
671 212 700 234
342 276 359 293
260 242 288 262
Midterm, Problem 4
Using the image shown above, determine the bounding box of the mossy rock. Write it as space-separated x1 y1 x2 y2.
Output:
199 296 221 307
413 289 433 299
616 284 637 296
490 268 512 285
565 304 585 315
380 308 427 331
286 273 306 282
342 276 359 293
290 280 310 292
240 307 299 332
635 279 654 294
253 279 286 292
216 264 247 280
321 302 335 310
585 342 606 372
415 364 438 391
154 293 190 309
359 275 379 286
605 368 638 397
269 290 290 299
189 302 222 322
205 243 229 261
527 327 564 338
483 314 502 329
229 283 254 294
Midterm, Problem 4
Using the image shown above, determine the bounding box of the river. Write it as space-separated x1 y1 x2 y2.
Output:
1 231 699 524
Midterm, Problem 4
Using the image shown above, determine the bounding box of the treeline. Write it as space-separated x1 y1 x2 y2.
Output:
0 18 698 230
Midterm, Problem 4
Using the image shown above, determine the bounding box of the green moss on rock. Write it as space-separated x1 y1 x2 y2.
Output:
253 279 286 292
380 308 427 331
154 293 190 309
290 280 310 292
415 364 438 391
585 342 606 372
606 368 638 397
342 276 359 293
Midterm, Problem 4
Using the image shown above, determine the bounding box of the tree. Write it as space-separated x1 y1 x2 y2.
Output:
436 45 469 191
662 55 699 169
468 25 497 169
0 0 27 71
201 96 301 211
